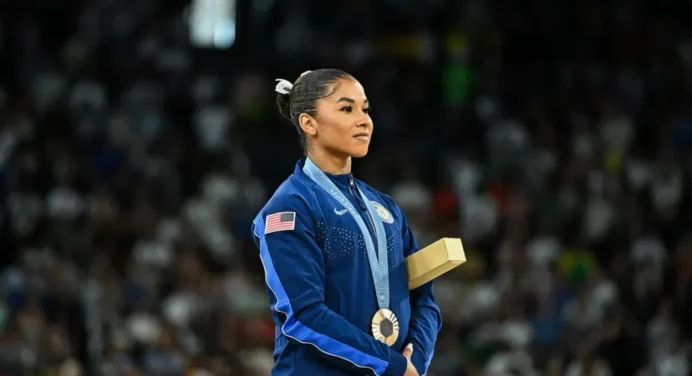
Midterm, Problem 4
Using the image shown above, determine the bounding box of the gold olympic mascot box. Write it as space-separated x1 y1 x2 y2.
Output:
406 238 466 290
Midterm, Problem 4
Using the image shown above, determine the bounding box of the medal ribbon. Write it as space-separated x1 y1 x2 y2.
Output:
303 158 390 309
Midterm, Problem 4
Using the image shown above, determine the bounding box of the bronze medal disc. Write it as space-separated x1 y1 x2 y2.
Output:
371 309 399 346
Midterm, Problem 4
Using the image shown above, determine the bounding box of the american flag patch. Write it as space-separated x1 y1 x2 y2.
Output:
265 212 296 234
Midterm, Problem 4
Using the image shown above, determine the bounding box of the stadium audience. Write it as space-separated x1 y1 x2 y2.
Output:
1 0 691 375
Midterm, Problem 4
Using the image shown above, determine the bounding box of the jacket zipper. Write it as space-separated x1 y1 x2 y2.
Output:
349 175 378 239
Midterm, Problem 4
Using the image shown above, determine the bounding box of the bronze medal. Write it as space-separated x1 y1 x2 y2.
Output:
371 309 399 346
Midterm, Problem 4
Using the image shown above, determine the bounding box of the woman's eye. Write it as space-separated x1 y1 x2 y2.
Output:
340 106 371 114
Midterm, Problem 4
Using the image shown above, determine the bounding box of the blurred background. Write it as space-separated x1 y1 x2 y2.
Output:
1 0 691 375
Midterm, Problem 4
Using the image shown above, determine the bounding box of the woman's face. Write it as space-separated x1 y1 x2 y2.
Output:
307 77 373 158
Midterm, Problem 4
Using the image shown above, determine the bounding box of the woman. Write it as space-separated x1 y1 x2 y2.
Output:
252 69 441 376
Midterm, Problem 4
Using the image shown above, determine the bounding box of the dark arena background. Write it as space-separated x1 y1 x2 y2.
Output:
1 0 692 375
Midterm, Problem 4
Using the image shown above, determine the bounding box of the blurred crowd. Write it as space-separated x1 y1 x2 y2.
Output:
1 0 692 375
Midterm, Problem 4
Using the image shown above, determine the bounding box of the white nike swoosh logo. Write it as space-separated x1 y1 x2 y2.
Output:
334 208 348 215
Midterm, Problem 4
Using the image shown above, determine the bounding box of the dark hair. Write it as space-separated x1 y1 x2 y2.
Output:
276 69 353 152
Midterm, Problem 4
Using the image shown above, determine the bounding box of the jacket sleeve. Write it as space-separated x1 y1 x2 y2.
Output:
399 208 442 376
252 194 409 376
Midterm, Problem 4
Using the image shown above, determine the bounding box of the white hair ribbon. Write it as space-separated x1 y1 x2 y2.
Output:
274 79 293 95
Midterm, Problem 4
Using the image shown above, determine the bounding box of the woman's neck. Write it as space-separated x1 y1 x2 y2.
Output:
307 148 351 175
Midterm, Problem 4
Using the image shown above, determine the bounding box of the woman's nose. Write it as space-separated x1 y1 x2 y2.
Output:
356 115 372 128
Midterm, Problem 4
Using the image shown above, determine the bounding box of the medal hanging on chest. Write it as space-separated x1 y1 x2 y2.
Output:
371 308 399 346
303 159 398 347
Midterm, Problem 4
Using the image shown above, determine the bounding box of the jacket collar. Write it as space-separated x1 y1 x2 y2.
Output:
294 158 353 187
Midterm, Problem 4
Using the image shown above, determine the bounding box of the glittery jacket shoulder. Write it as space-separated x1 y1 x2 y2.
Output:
252 159 442 376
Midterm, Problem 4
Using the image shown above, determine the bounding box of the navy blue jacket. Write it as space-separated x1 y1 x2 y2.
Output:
252 159 442 376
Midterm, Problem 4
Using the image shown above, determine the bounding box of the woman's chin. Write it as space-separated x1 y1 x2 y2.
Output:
349 146 369 158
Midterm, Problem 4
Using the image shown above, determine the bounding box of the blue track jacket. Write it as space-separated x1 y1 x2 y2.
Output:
252 159 442 376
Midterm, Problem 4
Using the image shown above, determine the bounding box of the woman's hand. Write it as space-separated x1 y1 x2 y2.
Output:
402 344 419 376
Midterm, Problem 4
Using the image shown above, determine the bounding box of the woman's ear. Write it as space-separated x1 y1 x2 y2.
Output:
299 113 317 137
